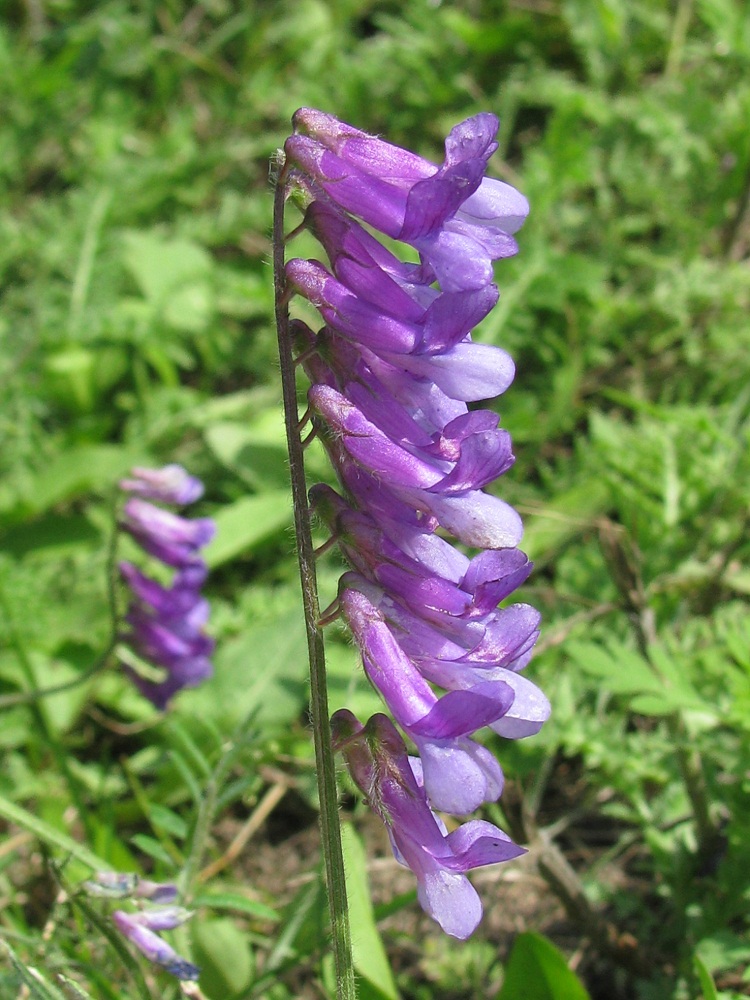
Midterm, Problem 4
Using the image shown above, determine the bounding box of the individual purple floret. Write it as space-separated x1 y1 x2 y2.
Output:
118 466 215 708
121 498 215 569
119 464 204 505
113 908 199 981
84 872 178 903
332 711 525 939
283 109 541 936
287 110 528 291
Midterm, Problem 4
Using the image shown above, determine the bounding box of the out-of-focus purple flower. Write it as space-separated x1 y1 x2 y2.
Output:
84 872 178 903
119 464 204 505
121 499 215 569
113 909 199 981
117 466 215 709
283 110 541 936
332 711 525 939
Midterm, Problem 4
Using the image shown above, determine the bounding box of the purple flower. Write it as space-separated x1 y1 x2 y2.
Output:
84 872 178 903
113 909 199 981
121 498 215 568
117 466 215 708
283 110 541 935
332 711 525 939
119 464 204 505
286 110 528 291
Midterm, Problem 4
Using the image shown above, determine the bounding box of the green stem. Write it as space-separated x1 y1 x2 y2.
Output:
272 155 356 1000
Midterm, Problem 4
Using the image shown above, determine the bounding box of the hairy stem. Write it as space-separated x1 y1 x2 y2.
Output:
272 154 356 1000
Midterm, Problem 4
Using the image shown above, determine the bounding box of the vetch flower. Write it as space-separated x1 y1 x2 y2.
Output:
332 711 525 939
121 498 215 569
283 109 542 936
119 464 204 505
286 110 528 291
84 872 178 903
117 466 215 708
113 908 199 981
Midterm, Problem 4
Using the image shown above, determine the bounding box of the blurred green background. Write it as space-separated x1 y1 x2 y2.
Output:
1 1 750 998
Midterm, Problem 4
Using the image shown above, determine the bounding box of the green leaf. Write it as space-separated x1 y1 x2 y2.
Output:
568 642 662 696
496 933 591 1000
122 232 212 305
693 952 719 1000
129 834 175 867
522 481 610 565
204 421 291 491
181 589 308 729
204 491 291 567
148 803 188 840
695 932 750 975
0 940 68 1000
0 796 110 872
341 823 399 1000
191 917 254 997
192 892 279 922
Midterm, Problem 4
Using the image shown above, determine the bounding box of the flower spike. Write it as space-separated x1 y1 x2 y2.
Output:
283 109 541 936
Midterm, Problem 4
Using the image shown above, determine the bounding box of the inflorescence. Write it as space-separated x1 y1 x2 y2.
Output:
282 110 549 938
117 464 216 710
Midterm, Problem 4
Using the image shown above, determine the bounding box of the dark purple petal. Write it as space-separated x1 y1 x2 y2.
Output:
426 428 514 494
311 386 444 488
461 548 533 610
286 258 421 353
285 135 408 237
293 108 434 182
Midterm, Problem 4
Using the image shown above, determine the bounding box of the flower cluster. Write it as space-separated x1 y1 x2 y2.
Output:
118 465 215 709
85 872 199 981
283 110 548 936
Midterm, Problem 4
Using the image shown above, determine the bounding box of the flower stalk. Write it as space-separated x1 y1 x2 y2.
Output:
272 155 356 1000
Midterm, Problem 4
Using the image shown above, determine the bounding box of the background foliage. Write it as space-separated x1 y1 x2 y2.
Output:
1 1 749 998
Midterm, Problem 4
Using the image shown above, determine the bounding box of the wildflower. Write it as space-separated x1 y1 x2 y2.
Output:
84 872 178 903
284 109 542 935
118 466 215 708
286 110 528 291
119 464 204 505
332 711 525 939
113 908 199 981
120 498 215 569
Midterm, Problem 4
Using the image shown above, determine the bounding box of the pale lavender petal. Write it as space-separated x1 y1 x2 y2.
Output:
458 177 529 232
489 672 551 738
120 465 204 505
417 869 483 940
416 736 505 813
423 489 524 549
390 342 515 401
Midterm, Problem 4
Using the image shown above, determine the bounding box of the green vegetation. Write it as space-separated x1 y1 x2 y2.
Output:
1 1 749 997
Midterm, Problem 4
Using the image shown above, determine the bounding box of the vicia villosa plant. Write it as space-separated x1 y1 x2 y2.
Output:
273 108 548 959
